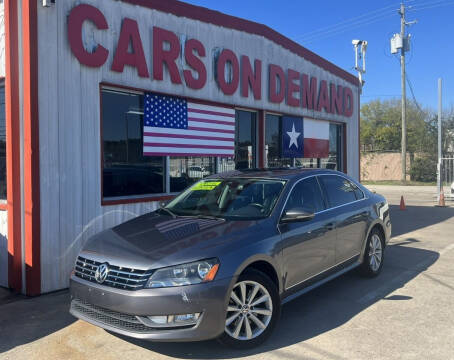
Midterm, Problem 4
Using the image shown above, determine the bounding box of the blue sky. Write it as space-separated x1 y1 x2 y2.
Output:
183 0 454 111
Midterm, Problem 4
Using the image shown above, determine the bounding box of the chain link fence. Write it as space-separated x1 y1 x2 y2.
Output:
441 158 454 198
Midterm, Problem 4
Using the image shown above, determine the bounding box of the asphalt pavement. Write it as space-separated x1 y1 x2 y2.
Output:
1 185 453 360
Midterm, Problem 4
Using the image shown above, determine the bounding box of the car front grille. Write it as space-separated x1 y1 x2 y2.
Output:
74 256 153 291
70 298 153 333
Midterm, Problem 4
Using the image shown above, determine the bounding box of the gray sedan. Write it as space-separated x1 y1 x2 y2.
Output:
69 169 391 348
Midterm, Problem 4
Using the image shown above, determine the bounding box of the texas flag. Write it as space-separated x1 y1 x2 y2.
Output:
303 119 329 158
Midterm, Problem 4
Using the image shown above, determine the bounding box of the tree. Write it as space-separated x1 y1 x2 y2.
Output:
360 98 436 153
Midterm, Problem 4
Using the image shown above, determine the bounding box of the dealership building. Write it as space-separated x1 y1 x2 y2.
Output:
0 0 360 295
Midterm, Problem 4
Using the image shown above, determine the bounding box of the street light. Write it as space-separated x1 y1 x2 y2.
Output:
352 39 367 93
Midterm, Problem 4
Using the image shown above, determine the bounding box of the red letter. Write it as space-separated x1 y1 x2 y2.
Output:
302 74 317 110
330 84 343 115
317 80 331 113
153 27 182 84
269 64 285 103
241 56 262 100
67 4 109 67
344 87 354 117
111 18 149 77
183 39 207 90
216 49 240 95
286 69 300 107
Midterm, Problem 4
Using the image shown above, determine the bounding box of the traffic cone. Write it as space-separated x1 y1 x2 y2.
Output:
438 192 446 207
400 195 406 210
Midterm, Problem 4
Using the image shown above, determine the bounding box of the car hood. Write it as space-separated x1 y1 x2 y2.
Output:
80 211 263 269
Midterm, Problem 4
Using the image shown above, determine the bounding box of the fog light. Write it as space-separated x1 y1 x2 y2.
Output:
147 315 167 324
174 313 200 323
140 312 201 328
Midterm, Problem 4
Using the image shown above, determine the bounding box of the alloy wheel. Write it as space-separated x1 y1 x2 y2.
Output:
225 280 273 341
369 234 383 271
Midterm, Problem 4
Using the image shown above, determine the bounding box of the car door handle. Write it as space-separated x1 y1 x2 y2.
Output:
324 223 336 231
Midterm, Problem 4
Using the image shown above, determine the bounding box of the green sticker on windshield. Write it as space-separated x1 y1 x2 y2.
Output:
192 181 221 191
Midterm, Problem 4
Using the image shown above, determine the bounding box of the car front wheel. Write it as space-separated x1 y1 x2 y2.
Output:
218 269 280 349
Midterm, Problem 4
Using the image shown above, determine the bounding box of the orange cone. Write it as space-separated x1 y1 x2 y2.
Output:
400 195 406 210
438 192 446 207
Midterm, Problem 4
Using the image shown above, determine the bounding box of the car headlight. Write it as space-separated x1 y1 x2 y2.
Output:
145 258 219 289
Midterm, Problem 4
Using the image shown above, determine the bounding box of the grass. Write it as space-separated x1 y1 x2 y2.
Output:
361 180 437 186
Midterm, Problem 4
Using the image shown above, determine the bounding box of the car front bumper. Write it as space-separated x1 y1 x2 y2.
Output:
69 274 234 342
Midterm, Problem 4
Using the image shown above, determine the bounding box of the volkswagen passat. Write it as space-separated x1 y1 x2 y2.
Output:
69 169 391 348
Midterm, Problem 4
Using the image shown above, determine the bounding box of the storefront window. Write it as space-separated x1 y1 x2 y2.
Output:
266 114 292 167
320 123 343 170
102 90 165 198
265 114 343 171
170 157 216 193
235 110 256 169
0 85 6 200
101 88 221 200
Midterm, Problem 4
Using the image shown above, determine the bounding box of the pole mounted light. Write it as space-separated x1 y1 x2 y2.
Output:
352 40 367 93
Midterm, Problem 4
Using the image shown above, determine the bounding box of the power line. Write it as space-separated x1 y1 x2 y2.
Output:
301 13 396 44
293 3 398 41
409 0 454 11
361 94 401 98
406 73 425 114
293 0 454 44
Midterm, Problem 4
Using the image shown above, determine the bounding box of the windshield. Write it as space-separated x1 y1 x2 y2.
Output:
164 178 287 220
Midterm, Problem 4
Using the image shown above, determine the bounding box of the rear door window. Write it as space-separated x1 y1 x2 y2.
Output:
352 182 365 200
319 175 357 208
284 177 325 214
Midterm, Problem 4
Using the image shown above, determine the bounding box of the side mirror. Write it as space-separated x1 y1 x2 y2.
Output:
280 208 315 223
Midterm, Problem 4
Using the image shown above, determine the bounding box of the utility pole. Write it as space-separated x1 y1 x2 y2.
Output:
437 78 442 201
392 4 416 182
400 3 407 182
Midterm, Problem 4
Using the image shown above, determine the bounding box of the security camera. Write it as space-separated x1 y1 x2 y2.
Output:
352 39 362 46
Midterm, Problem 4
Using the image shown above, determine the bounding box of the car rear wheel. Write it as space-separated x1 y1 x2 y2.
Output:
360 228 385 277
218 269 280 349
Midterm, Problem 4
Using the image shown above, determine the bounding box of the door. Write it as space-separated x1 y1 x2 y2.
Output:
319 175 368 263
279 177 336 289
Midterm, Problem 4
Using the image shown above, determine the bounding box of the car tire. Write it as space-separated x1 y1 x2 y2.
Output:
218 269 280 349
360 228 385 277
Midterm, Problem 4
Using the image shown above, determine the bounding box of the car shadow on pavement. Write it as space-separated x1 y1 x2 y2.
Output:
389 204 454 237
115 243 439 359
0 290 75 353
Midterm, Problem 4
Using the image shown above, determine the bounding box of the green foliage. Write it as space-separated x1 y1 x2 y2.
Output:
409 156 437 182
360 98 437 153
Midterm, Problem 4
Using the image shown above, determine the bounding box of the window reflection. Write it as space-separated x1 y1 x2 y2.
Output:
102 90 165 198
265 114 343 171
235 110 256 169
170 157 216 193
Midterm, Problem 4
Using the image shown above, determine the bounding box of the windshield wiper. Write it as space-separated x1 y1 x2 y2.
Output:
179 214 224 220
158 207 177 218
195 214 224 220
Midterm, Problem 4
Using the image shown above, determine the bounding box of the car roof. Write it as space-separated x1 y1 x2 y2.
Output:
205 168 346 180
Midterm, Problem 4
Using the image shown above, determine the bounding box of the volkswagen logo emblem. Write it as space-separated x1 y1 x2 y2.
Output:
94 263 109 284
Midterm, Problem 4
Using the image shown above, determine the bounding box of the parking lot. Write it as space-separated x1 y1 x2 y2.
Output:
1 185 453 360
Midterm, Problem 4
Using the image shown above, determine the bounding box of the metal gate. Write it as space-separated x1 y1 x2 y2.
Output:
441 158 454 198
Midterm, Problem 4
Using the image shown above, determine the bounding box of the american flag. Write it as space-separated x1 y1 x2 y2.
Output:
143 93 235 157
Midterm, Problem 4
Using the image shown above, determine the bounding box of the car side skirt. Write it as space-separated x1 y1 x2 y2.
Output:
281 254 360 304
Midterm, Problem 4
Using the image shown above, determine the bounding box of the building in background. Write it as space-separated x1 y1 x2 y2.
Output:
0 0 360 295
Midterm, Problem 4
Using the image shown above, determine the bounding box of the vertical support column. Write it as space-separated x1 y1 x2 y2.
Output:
343 123 348 175
5 0 22 292
357 86 360 180
258 110 265 168
22 0 41 296
437 78 442 202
